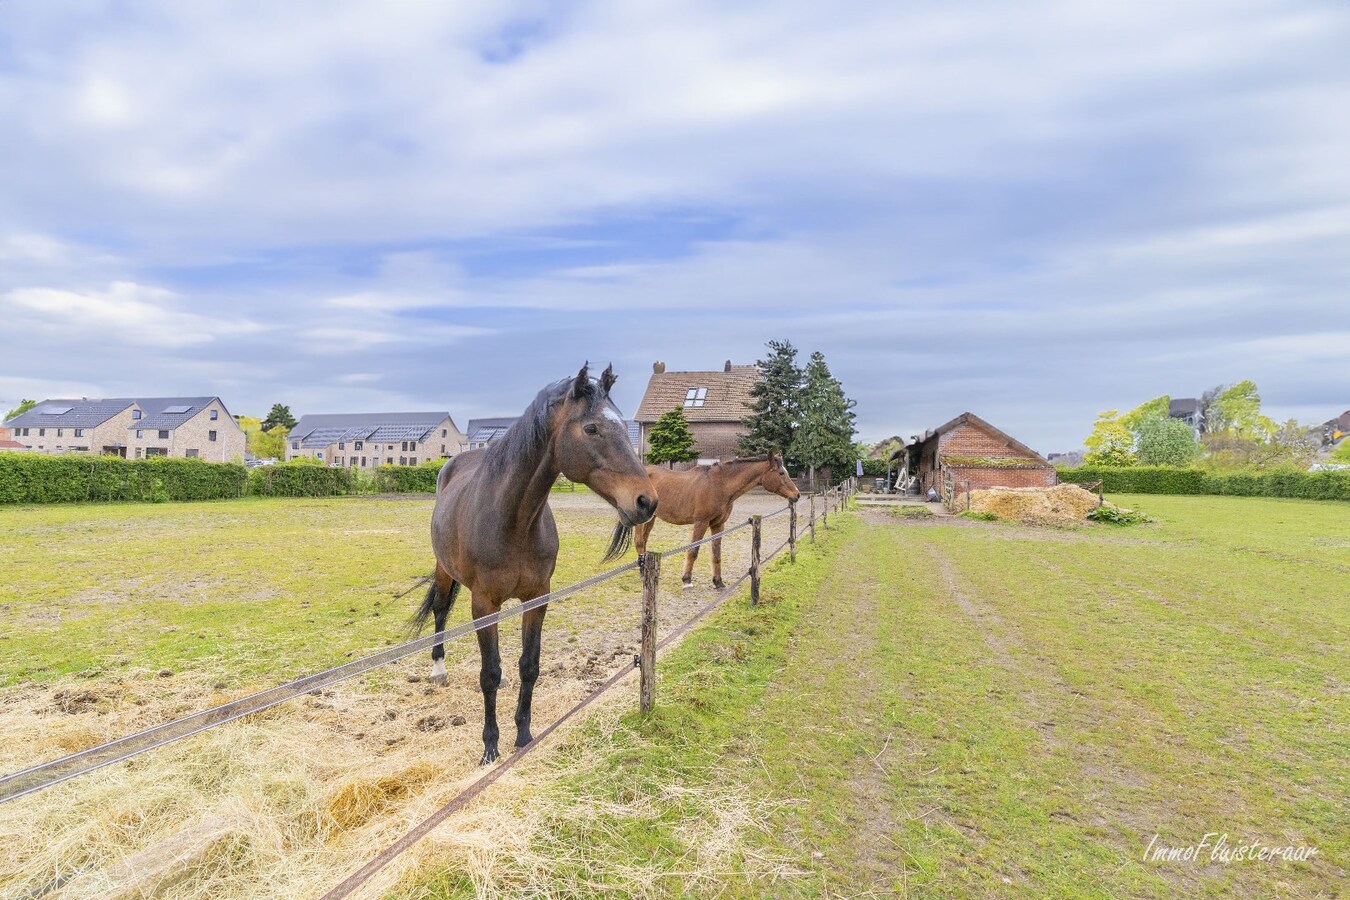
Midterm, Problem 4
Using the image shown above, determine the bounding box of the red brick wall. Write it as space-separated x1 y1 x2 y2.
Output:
938 422 1040 459
689 421 745 460
946 466 1056 492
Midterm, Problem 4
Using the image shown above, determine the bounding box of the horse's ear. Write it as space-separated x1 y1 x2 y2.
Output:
600 364 617 395
572 362 590 400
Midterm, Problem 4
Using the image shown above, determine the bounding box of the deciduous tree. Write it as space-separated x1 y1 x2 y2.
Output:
1083 410 1136 466
1135 415 1200 467
4 399 35 421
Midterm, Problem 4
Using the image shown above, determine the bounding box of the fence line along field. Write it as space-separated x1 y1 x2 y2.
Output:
0 490 797 899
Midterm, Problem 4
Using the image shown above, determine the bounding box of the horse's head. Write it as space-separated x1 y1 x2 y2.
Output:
553 363 658 529
760 452 801 502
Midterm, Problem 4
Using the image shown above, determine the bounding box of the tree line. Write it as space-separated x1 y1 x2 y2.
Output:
1083 380 1347 469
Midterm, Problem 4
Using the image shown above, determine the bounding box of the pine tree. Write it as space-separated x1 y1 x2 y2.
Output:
788 351 856 489
262 403 296 433
646 407 698 468
739 339 802 459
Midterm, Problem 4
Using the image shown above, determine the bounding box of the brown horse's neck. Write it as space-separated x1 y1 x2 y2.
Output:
490 424 560 535
718 459 773 501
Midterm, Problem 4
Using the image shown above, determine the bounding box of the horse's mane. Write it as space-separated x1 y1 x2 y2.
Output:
481 376 605 481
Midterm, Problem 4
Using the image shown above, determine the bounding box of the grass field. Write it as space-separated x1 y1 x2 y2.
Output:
399 494 1347 898
0 493 1344 898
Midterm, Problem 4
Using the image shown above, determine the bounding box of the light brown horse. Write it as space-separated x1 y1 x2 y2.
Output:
634 453 799 588
412 364 657 765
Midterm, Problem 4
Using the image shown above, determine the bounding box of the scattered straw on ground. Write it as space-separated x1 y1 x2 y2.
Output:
965 484 1104 526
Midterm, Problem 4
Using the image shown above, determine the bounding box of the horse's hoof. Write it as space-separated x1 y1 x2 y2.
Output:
713 579 725 589
681 579 693 590
429 673 448 687
480 746 500 766
515 734 534 749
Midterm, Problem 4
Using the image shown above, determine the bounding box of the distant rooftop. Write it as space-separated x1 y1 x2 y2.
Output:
289 411 454 449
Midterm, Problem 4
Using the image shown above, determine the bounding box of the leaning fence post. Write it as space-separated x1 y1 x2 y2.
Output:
639 551 660 714
789 501 797 563
809 495 816 542
749 516 762 605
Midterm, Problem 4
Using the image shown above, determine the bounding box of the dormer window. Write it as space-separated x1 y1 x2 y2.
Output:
683 387 707 408
132 410 142 420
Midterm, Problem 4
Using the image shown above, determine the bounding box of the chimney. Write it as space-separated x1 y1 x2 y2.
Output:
724 360 732 372
653 361 666 374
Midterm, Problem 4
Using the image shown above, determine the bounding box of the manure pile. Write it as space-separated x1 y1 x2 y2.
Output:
966 484 1102 525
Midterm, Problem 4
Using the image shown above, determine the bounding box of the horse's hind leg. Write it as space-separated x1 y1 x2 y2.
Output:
427 567 460 686
514 598 548 749
473 594 504 765
682 521 708 587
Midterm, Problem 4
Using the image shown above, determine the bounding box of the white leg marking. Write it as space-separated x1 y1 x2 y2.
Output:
431 659 446 681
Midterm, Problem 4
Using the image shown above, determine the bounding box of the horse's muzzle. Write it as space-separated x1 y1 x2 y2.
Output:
622 494 657 526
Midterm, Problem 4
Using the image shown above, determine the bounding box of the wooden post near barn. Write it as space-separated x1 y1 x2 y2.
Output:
822 490 829 528
808 495 816 542
639 551 660 714
788 501 797 563
749 516 762 605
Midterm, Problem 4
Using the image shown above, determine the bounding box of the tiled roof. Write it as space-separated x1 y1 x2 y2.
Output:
116 397 222 431
6 400 136 429
894 412 1050 465
1169 398 1201 417
634 364 759 423
0 439 26 450
466 417 519 444
289 412 454 449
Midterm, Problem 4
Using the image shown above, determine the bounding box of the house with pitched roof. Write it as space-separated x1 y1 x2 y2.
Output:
465 417 519 450
286 412 465 467
633 360 760 464
5 396 244 462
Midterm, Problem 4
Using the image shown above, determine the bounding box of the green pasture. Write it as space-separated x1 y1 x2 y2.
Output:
410 494 1346 898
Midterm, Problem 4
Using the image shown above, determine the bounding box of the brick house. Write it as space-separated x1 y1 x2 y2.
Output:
286 412 465 467
125 397 245 463
4 396 244 461
465 417 519 450
634 360 759 465
891 412 1055 495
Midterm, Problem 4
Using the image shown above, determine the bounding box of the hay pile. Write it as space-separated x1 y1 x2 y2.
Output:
966 484 1102 526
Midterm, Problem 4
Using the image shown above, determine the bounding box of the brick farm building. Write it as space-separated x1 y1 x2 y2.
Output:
890 412 1055 495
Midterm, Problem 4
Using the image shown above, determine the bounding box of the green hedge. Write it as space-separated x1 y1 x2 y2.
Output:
0 453 247 504
248 463 359 498
1056 465 1350 501
859 458 889 478
371 463 440 494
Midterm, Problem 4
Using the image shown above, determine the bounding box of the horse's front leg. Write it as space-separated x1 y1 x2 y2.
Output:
473 595 504 765
634 519 654 559
710 518 727 589
682 521 708 587
514 598 548 749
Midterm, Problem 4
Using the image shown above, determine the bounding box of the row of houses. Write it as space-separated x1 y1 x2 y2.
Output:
1 397 245 463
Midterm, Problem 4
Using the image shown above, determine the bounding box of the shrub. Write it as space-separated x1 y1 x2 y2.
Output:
0 453 247 504
371 463 440 494
248 462 358 497
1087 505 1153 526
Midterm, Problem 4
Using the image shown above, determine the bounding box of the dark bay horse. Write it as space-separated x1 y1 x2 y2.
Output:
634 453 799 588
412 364 657 764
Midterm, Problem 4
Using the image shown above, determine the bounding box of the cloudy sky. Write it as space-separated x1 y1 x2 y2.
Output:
2 1 1348 451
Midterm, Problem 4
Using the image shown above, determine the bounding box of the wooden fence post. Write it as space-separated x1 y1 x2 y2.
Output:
749 515 762 605
809 495 816 542
789 501 797 563
640 551 660 714
822 490 829 528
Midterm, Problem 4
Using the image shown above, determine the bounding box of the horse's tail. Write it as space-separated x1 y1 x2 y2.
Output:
602 521 633 563
408 574 461 636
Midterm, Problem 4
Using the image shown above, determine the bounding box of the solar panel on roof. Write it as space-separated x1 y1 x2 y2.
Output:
40 406 74 415
162 405 193 414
